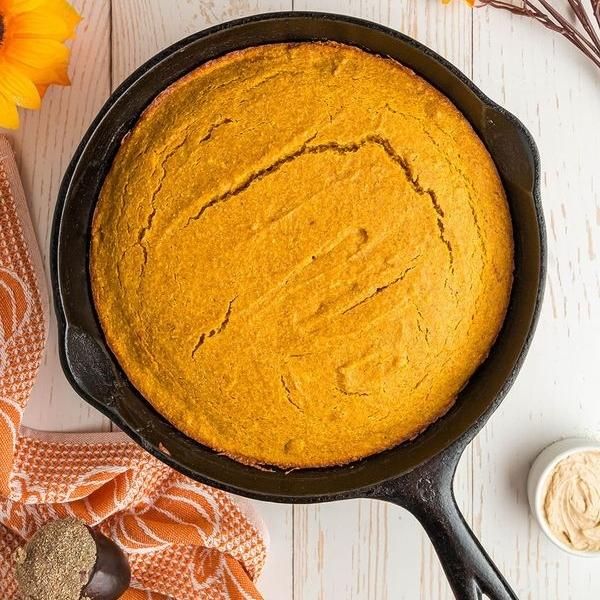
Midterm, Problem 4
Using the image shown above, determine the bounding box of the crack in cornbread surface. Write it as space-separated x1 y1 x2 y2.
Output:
91 42 513 468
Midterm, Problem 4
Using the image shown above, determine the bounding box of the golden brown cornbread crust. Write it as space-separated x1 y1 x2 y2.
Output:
91 42 513 468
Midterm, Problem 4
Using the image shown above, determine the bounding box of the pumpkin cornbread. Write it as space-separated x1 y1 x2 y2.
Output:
91 42 513 468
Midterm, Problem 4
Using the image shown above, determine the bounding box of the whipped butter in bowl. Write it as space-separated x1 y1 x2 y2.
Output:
528 438 600 557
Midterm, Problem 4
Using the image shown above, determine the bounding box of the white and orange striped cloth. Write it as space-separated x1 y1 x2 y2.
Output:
0 135 268 600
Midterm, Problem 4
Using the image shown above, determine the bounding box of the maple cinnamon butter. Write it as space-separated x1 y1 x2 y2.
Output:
90 42 513 468
543 451 600 552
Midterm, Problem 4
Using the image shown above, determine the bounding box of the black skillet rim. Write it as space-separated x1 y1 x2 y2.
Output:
51 11 546 503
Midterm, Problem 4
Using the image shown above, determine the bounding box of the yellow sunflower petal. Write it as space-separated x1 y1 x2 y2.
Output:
40 61 70 86
5 55 70 86
0 92 20 130
3 37 69 70
45 0 82 38
0 0 79 128
8 10 76 41
0 61 40 108
0 0 46 14
46 61 70 85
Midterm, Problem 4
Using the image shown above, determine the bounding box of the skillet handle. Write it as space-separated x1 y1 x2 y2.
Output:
373 447 519 600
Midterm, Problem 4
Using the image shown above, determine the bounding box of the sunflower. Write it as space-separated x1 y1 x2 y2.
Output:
0 0 81 129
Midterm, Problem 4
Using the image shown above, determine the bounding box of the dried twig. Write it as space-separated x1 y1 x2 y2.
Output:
593 0 600 23
477 0 600 69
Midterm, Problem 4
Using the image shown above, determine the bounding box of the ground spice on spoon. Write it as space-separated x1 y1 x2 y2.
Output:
14 517 97 600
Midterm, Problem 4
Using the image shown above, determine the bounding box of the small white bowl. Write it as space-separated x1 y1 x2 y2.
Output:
527 437 600 558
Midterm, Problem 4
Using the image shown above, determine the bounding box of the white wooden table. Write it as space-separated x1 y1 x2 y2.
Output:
7 1 600 598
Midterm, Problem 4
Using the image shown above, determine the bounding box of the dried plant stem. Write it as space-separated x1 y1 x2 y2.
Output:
478 0 600 69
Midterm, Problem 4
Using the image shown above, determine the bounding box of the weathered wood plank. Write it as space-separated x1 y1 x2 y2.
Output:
473 5 600 599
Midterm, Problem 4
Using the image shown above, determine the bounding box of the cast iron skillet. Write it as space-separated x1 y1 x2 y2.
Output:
52 12 546 600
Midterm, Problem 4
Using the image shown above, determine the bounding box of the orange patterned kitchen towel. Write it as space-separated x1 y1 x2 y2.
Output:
0 135 268 600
